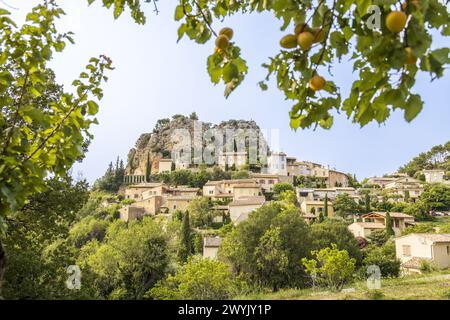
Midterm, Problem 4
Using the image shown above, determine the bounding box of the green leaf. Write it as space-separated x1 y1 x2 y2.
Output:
174 5 184 21
87 100 99 115
222 63 239 83
404 95 423 122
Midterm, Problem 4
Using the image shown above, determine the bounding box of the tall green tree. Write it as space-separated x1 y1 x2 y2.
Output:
145 153 151 182
0 2 112 296
219 203 313 289
323 194 329 217
365 192 372 213
333 193 359 218
385 212 395 237
254 227 289 291
178 212 193 263
2 176 89 299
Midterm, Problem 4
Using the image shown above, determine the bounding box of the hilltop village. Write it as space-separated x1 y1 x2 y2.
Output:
112 116 450 275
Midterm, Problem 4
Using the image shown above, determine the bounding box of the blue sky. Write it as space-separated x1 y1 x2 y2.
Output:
10 1 450 182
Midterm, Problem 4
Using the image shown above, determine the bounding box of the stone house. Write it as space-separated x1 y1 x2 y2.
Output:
395 233 450 273
228 196 266 224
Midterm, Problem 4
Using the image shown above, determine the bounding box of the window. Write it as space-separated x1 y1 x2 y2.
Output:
173 205 177 209
209 190 213 195
402 245 411 257
447 246 450 255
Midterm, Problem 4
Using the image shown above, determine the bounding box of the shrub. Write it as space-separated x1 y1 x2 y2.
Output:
362 242 400 278
147 257 236 300
302 244 356 292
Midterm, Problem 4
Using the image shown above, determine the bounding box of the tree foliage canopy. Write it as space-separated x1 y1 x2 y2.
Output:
0 1 112 218
92 0 449 130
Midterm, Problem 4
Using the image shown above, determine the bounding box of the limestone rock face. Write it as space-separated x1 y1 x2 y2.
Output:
125 115 268 175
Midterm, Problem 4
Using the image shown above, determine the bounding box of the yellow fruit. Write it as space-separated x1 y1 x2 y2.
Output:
215 35 230 50
309 75 326 91
294 23 309 35
386 11 408 33
280 34 298 49
219 27 234 40
297 32 314 50
312 27 326 43
405 47 417 65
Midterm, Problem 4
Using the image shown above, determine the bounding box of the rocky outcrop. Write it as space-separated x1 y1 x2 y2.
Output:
125 115 268 175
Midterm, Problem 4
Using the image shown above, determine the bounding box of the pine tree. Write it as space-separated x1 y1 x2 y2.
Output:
323 194 329 217
145 153 151 183
385 212 395 237
178 212 193 263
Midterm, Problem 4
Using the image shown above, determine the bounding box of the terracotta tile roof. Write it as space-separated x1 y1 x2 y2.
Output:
352 222 385 229
401 257 433 269
365 211 414 219
401 233 450 243
229 196 266 207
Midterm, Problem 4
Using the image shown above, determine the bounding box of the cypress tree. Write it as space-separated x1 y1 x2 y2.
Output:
318 211 324 223
365 193 371 213
404 190 410 203
385 212 395 237
178 212 193 263
145 153 151 183
324 194 329 217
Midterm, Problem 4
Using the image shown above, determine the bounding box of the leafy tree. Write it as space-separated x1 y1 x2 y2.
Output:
0 2 112 293
420 183 450 211
95 1 449 129
77 218 169 299
333 193 359 217
402 222 435 235
399 141 450 177
68 216 110 248
231 169 250 179
0 1 111 216
178 212 193 263
403 200 433 221
366 229 388 246
310 220 362 264
254 227 289 291
188 196 212 228
2 176 89 299
278 190 298 206
362 241 400 278
272 182 294 195
302 244 356 292
219 203 313 289
385 212 395 237
148 256 236 300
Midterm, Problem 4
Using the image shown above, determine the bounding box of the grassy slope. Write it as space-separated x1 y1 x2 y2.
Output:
236 271 450 300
